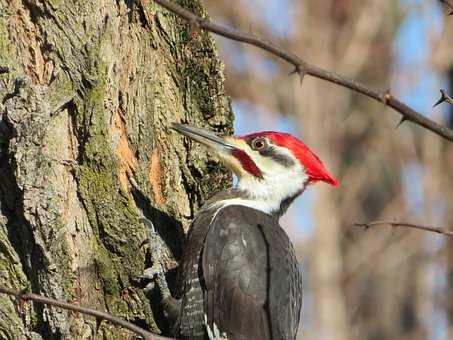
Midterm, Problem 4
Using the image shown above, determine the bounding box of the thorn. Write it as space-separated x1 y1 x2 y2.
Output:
289 64 306 86
433 97 444 107
433 89 448 107
449 10 453 15
298 70 306 85
395 117 408 128
0 66 9 74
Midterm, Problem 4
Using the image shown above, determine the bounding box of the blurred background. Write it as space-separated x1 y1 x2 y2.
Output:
205 1 453 339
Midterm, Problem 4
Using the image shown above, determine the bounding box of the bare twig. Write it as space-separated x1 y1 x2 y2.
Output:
153 0 453 142
0 286 173 340
440 0 453 15
354 220 453 237
434 89 453 107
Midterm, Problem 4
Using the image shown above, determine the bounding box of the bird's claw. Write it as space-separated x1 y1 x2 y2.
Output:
139 217 171 299
141 263 160 279
136 263 163 293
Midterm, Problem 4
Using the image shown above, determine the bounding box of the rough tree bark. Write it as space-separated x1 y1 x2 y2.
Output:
0 0 232 338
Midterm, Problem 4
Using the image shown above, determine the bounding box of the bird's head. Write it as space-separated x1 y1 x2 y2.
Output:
171 123 338 216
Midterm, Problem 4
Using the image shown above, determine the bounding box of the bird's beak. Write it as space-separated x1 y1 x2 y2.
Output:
170 123 236 154
171 123 261 178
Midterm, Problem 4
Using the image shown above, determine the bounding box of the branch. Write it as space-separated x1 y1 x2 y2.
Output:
354 220 453 237
440 0 453 15
434 89 453 107
0 286 173 340
153 0 453 142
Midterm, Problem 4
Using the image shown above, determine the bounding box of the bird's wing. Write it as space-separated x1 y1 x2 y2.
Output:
202 205 302 340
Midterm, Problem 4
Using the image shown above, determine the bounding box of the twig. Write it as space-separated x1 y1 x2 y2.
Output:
440 0 453 15
434 89 453 107
153 0 453 142
354 220 453 237
0 286 173 340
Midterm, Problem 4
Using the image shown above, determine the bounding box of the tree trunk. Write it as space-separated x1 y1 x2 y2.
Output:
0 0 232 338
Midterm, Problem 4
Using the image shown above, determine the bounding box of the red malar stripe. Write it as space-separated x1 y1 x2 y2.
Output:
231 149 263 178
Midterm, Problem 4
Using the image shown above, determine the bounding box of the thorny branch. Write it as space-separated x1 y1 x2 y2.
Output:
440 0 453 15
434 89 453 107
0 286 173 340
153 0 453 142
354 221 453 237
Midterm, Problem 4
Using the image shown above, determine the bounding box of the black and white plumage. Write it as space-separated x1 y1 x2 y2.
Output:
176 203 302 340
145 123 338 340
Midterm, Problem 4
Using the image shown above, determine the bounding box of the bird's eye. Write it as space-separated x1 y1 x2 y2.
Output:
251 138 267 151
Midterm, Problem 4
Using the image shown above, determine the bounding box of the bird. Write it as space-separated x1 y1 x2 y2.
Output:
142 122 339 340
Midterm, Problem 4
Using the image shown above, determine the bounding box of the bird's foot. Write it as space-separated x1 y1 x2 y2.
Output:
137 262 164 293
138 217 171 299
138 217 181 321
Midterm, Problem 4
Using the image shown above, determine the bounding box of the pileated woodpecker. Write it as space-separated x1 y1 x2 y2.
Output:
144 123 338 340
